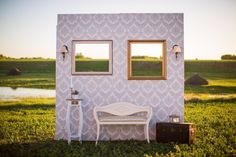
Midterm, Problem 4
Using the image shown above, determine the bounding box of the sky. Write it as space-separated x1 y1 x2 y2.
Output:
131 43 163 58
75 43 162 59
0 0 236 59
75 43 110 59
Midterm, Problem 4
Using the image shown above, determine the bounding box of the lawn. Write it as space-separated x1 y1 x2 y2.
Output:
0 98 235 157
0 59 235 156
184 60 236 101
0 60 236 102
76 59 109 72
0 60 55 89
132 60 162 76
1 60 236 99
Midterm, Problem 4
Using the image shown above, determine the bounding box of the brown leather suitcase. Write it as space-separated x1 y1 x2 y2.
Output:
156 122 196 144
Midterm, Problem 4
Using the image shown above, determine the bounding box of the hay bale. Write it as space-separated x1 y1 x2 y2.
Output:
7 68 21 75
185 74 208 85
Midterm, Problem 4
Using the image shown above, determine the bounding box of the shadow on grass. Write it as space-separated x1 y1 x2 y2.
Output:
185 85 236 94
0 104 54 111
0 140 176 157
185 97 236 104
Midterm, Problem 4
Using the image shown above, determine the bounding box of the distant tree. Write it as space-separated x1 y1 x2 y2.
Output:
32 57 43 59
0 54 54 60
0 54 11 60
132 56 145 59
76 52 85 59
132 55 159 60
221 54 236 60
76 52 91 59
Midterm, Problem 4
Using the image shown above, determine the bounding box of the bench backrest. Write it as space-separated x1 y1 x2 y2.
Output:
94 102 152 117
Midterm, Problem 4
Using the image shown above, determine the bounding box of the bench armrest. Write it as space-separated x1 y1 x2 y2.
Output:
146 107 152 123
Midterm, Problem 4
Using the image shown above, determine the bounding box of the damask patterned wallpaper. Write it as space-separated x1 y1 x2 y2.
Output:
56 13 184 141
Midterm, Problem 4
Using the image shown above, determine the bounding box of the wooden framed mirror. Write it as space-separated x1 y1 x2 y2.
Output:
128 40 167 80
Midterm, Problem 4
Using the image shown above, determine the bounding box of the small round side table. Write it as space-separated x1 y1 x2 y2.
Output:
66 98 83 144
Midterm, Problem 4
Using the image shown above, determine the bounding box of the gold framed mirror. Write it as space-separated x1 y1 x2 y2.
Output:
128 40 167 80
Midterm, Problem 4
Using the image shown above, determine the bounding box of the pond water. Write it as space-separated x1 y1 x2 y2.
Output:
0 87 55 99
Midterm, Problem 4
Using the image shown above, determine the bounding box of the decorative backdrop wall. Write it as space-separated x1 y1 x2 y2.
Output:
56 13 184 140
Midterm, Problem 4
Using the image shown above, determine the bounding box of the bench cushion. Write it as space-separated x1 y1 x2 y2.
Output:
99 116 147 122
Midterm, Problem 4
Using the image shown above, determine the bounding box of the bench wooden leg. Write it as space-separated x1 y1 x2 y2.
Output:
144 125 147 140
96 124 100 145
146 124 150 143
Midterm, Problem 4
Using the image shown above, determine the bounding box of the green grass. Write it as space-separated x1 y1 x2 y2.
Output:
0 60 235 156
0 98 55 144
132 60 162 76
0 60 236 89
0 60 55 89
185 60 236 79
1 59 236 101
76 60 109 72
184 60 236 101
0 98 235 156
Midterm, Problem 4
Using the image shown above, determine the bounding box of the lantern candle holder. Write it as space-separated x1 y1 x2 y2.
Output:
172 45 182 60
169 115 180 123
70 88 79 99
59 45 69 61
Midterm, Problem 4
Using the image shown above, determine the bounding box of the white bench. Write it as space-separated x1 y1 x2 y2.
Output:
93 102 152 144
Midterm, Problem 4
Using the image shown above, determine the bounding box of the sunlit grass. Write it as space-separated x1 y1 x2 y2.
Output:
0 60 235 90
0 98 55 145
0 60 55 89
0 59 235 156
185 93 236 102
0 76 55 89
0 98 235 156
208 79 236 86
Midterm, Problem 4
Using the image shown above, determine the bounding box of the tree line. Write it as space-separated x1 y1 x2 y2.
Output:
221 54 236 60
0 54 53 60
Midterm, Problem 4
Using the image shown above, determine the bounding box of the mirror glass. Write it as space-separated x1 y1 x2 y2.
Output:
128 40 166 80
72 40 112 75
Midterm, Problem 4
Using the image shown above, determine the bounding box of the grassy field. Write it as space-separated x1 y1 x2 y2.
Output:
76 59 109 72
0 60 55 89
75 59 162 76
0 60 236 99
132 60 162 76
0 98 235 156
184 60 236 101
0 59 235 156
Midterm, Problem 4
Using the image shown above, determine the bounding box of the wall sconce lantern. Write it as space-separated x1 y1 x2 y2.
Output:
60 45 69 61
169 115 180 123
172 45 182 60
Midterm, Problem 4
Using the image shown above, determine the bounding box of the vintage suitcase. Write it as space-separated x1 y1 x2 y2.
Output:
156 122 196 144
